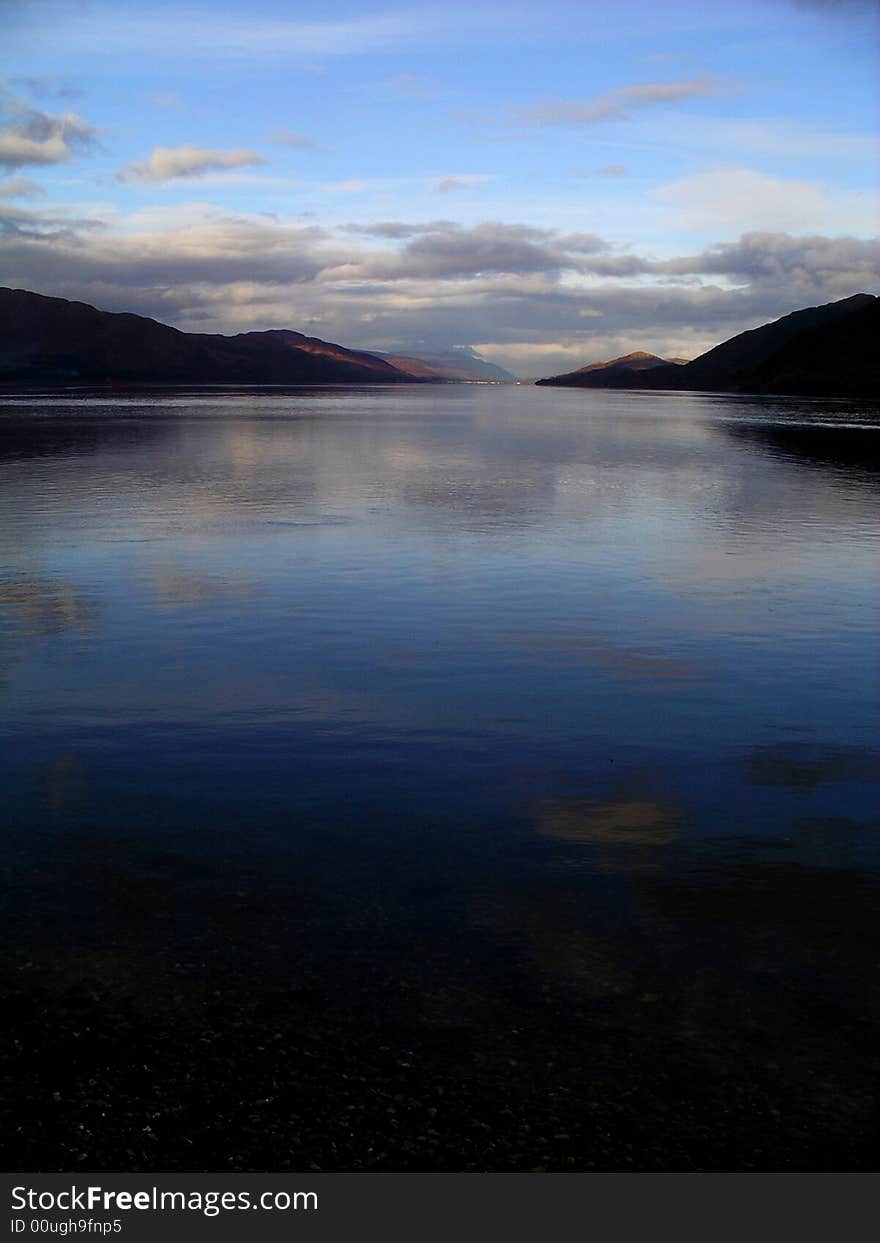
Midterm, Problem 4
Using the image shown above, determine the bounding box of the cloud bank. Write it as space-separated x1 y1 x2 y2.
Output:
2 185 876 374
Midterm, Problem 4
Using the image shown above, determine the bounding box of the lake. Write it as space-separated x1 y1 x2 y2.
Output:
1 383 878 1170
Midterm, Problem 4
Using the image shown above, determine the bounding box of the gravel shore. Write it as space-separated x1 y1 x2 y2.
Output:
4 972 878 1172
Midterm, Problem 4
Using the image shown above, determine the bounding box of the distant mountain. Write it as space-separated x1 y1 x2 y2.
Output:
537 350 685 386
376 347 515 383
536 294 879 398
0 288 416 385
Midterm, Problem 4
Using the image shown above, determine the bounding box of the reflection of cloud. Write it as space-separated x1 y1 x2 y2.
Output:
0 577 97 637
747 743 879 790
151 570 252 612
538 798 680 847
399 465 553 523
510 627 709 688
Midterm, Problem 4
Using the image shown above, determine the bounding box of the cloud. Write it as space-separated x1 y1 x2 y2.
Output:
659 231 880 297
650 167 878 235
118 144 267 183
353 221 613 281
559 232 609 254
152 91 183 109
593 165 627 177
1 192 875 375
0 175 45 199
33 10 439 58
268 128 318 149
0 196 109 241
341 220 461 238
434 174 492 193
9 76 83 101
0 205 336 285
513 77 727 127
0 101 100 169
653 113 877 162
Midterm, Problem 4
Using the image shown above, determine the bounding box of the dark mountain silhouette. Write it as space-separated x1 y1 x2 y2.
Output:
735 296 880 398
377 347 515 383
536 294 878 398
536 350 685 386
0 288 415 385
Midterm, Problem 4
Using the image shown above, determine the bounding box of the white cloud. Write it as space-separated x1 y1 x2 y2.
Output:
118 144 267 183
651 168 878 236
672 116 876 161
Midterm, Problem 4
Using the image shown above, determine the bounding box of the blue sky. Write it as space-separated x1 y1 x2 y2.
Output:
2 0 878 374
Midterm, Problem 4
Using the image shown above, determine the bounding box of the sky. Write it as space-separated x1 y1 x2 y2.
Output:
1 0 878 376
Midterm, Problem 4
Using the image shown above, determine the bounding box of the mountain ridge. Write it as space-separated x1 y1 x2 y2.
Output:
376 348 515 383
560 350 687 380
536 294 879 398
0 288 417 385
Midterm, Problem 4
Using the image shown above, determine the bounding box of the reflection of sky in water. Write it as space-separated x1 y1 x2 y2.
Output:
1 385 878 1027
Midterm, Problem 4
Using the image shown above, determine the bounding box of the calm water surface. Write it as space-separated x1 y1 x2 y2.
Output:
2 384 879 1159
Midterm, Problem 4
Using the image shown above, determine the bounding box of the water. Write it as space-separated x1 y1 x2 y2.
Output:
2 384 879 1167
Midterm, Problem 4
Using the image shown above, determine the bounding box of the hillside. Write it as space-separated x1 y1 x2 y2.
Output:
536 295 878 398
0 288 414 385
378 347 516 383
536 351 685 386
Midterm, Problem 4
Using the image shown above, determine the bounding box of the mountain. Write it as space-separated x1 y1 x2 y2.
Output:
0 288 415 385
536 294 879 398
726 296 880 398
536 350 685 386
377 347 516 383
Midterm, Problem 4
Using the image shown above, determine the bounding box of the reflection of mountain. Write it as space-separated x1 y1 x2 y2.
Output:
746 743 879 790
0 406 170 463
639 855 880 948
537 295 880 399
0 288 417 385
725 422 880 474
